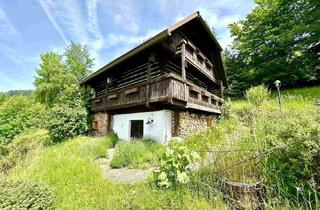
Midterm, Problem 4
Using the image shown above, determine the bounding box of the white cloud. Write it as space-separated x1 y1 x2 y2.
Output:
0 7 20 40
106 28 163 48
38 0 106 68
156 0 255 49
100 0 140 33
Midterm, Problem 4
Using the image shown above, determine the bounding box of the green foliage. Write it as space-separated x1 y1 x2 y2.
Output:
0 180 55 209
64 41 94 82
34 42 93 107
263 112 320 204
0 129 50 172
245 85 270 106
34 52 73 107
78 137 112 160
111 140 164 169
0 96 45 143
154 141 200 188
46 104 88 143
225 0 320 96
106 131 119 147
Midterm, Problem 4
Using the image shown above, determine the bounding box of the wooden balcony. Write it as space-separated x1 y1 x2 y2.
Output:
176 39 216 83
91 74 223 114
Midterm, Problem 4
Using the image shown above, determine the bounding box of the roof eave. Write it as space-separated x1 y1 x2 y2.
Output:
80 29 170 85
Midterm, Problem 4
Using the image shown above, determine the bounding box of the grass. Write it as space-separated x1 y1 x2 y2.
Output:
5 136 223 209
111 139 165 169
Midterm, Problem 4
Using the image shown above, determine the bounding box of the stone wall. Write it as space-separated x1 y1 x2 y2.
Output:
92 112 110 136
173 111 217 138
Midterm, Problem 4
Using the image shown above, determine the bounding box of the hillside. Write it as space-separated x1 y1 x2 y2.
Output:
1 86 319 209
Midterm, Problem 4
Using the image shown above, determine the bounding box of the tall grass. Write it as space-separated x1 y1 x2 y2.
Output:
111 139 164 169
186 86 320 208
6 136 221 209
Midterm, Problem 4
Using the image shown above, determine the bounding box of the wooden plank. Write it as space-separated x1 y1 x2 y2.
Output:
189 85 201 93
186 102 221 114
125 87 139 95
108 94 118 99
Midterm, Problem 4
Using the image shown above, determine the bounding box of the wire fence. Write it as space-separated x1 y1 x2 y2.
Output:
189 143 295 209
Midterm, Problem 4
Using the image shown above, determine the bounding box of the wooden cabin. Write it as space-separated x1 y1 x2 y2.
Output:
81 12 228 143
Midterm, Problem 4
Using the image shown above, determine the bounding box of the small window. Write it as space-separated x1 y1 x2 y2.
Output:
130 120 144 139
92 121 99 130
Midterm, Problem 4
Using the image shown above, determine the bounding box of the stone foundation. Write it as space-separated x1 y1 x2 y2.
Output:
92 112 110 136
173 111 217 138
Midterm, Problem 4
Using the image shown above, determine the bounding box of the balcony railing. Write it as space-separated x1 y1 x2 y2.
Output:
91 74 223 113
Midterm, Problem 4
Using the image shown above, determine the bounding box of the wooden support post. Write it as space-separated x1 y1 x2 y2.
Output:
104 77 109 112
181 39 188 101
220 80 224 99
146 53 155 107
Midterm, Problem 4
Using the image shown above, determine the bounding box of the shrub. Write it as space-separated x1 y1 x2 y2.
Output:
0 96 45 144
78 137 112 160
0 180 55 209
154 141 200 188
106 131 119 147
111 140 164 169
0 129 50 172
245 85 270 107
46 103 88 143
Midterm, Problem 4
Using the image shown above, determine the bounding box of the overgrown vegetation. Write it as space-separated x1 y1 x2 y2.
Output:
0 129 50 173
154 140 200 188
0 96 45 144
186 86 320 208
6 136 221 209
111 139 164 169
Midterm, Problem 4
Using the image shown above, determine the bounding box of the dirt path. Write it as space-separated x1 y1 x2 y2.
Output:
97 148 154 184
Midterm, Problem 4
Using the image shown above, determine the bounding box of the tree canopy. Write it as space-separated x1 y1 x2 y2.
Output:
34 42 93 106
225 0 320 97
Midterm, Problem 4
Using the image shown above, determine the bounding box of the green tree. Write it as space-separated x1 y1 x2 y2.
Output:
226 0 320 97
33 52 73 106
34 42 94 106
64 42 94 82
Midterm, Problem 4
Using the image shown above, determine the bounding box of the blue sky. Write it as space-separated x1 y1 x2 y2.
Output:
0 0 255 91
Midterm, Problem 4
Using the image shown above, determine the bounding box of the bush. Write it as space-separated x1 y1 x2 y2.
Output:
111 140 164 169
46 103 88 143
0 180 55 209
0 129 50 172
106 131 119 147
154 141 200 188
0 96 45 144
78 137 112 160
245 85 270 107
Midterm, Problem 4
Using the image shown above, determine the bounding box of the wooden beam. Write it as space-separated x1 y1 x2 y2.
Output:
186 102 221 114
220 80 224 99
181 39 188 101
146 53 156 107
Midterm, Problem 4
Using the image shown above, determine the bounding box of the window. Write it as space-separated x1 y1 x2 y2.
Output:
130 120 144 139
92 121 99 130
